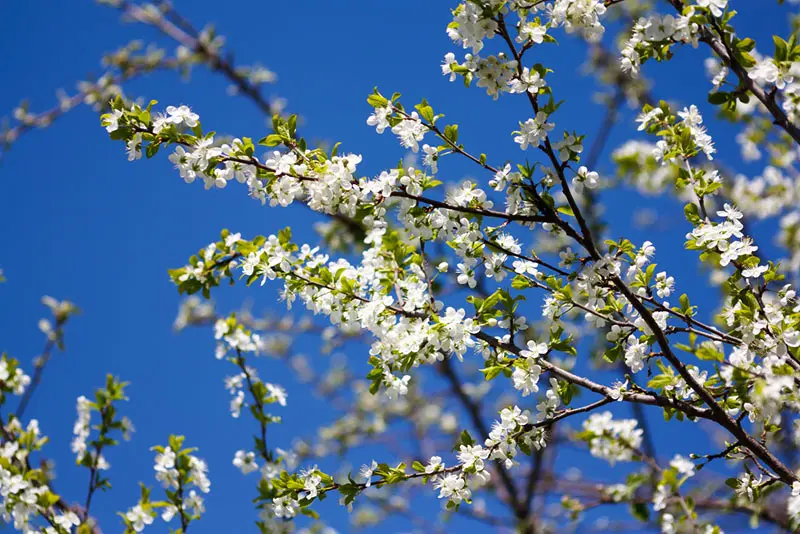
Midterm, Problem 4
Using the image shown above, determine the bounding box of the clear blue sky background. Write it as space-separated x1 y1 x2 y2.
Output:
0 1 793 533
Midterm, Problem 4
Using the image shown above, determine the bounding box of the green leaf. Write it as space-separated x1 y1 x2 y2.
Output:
278 227 292 247
774 35 789 62
415 99 435 123
648 374 673 390
696 345 723 362
443 124 459 143
457 430 474 448
630 502 649 522
707 91 729 105
480 366 504 381
511 275 534 290
145 142 160 159
684 203 701 225
258 134 283 147
301 508 320 520
557 205 574 217
735 38 755 53
367 92 389 108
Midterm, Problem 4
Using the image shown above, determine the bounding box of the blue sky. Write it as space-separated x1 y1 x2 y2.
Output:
0 1 794 532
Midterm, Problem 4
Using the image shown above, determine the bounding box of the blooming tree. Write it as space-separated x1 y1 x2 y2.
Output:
5 0 800 532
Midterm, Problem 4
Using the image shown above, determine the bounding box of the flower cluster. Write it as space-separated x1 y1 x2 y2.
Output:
0 417 80 532
581 411 643 465
0 354 31 400
123 436 210 533
71 375 132 476
686 204 758 268
620 10 700 76
637 103 716 164
168 226 487 400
